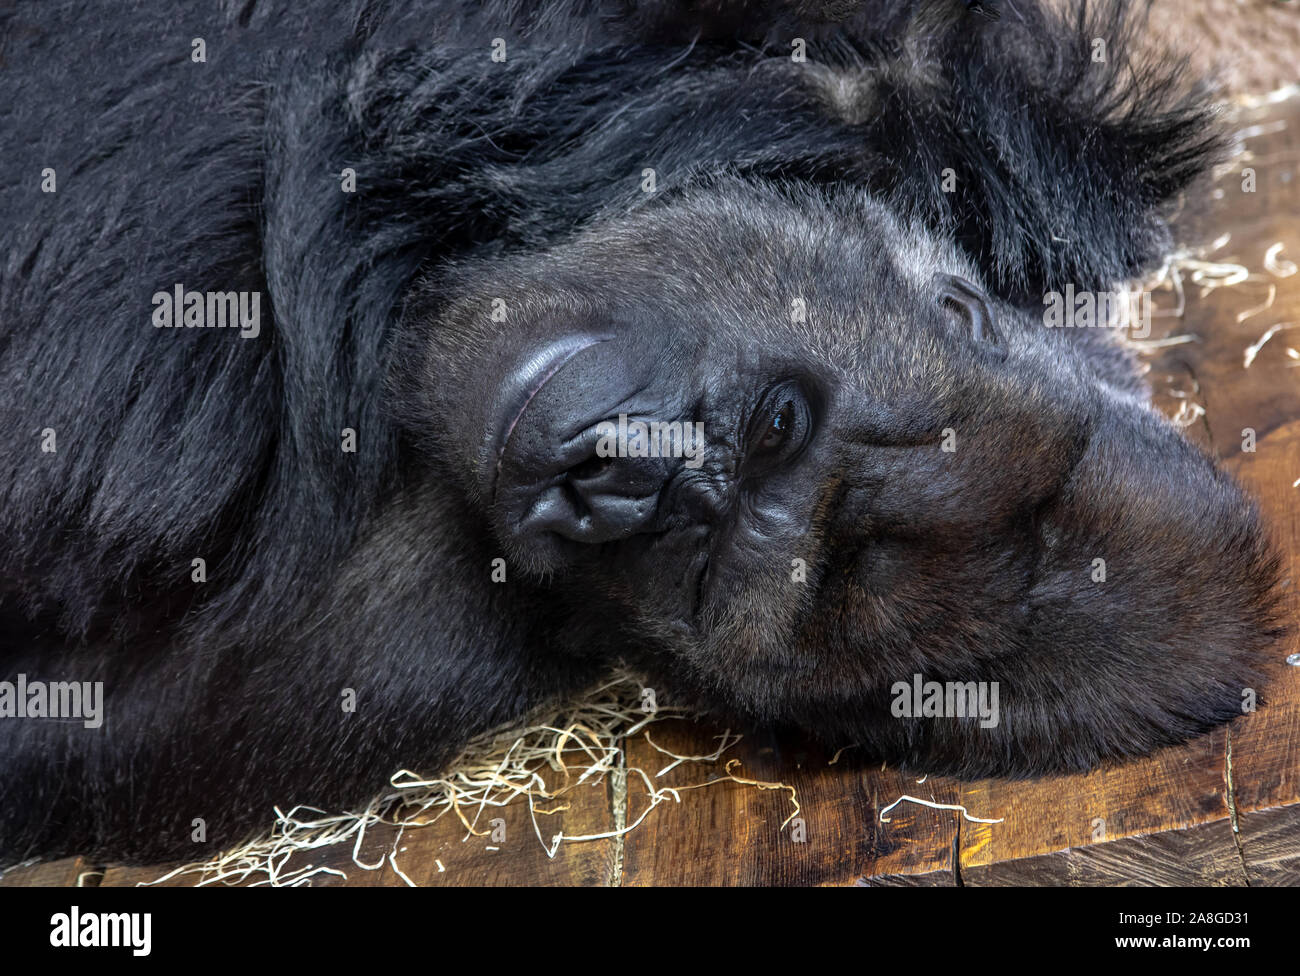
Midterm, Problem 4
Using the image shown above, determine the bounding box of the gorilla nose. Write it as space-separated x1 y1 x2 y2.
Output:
488 335 672 559
516 448 667 544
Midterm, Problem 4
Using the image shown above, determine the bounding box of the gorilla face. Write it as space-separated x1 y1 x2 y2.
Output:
404 180 1280 775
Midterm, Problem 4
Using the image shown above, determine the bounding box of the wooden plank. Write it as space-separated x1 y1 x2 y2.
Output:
1234 803 1300 886
619 720 960 886
963 817 1244 886
1158 95 1300 887
0 856 99 887
956 729 1235 883
1226 411 1300 887
855 868 956 887
99 861 194 889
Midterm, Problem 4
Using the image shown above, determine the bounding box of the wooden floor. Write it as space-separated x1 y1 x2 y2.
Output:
5 94 1300 889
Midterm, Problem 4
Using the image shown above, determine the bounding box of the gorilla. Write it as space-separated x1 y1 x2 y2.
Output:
0 0 1283 865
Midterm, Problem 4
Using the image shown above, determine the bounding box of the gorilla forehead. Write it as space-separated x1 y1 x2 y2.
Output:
414 179 992 418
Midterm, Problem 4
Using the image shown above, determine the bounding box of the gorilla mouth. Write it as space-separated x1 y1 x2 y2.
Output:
489 335 609 499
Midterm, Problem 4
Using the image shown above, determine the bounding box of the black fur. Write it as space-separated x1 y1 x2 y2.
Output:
0 0 1282 864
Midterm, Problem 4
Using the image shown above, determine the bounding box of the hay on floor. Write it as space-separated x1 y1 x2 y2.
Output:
141 670 794 887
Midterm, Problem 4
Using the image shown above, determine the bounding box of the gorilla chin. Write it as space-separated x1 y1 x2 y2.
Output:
406 181 1284 780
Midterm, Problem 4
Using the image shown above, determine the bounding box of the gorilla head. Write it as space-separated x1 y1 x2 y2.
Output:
0 0 1284 863
403 179 1281 777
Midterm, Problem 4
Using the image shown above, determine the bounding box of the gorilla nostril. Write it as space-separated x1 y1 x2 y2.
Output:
567 452 616 483
510 452 668 548
561 478 589 516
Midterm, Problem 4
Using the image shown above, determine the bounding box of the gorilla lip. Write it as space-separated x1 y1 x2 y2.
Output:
490 335 610 499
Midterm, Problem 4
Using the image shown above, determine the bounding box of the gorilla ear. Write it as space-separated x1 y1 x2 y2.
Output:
936 273 1001 346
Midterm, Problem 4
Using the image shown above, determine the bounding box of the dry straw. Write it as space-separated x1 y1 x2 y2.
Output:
1126 97 1297 372
140 670 796 887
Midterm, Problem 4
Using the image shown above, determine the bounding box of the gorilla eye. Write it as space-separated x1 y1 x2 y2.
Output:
758 400 795 453
746 382 812 472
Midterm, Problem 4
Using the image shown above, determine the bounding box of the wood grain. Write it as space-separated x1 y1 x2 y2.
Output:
618 721 962 886
0 857 99 888
962 817 1244 886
